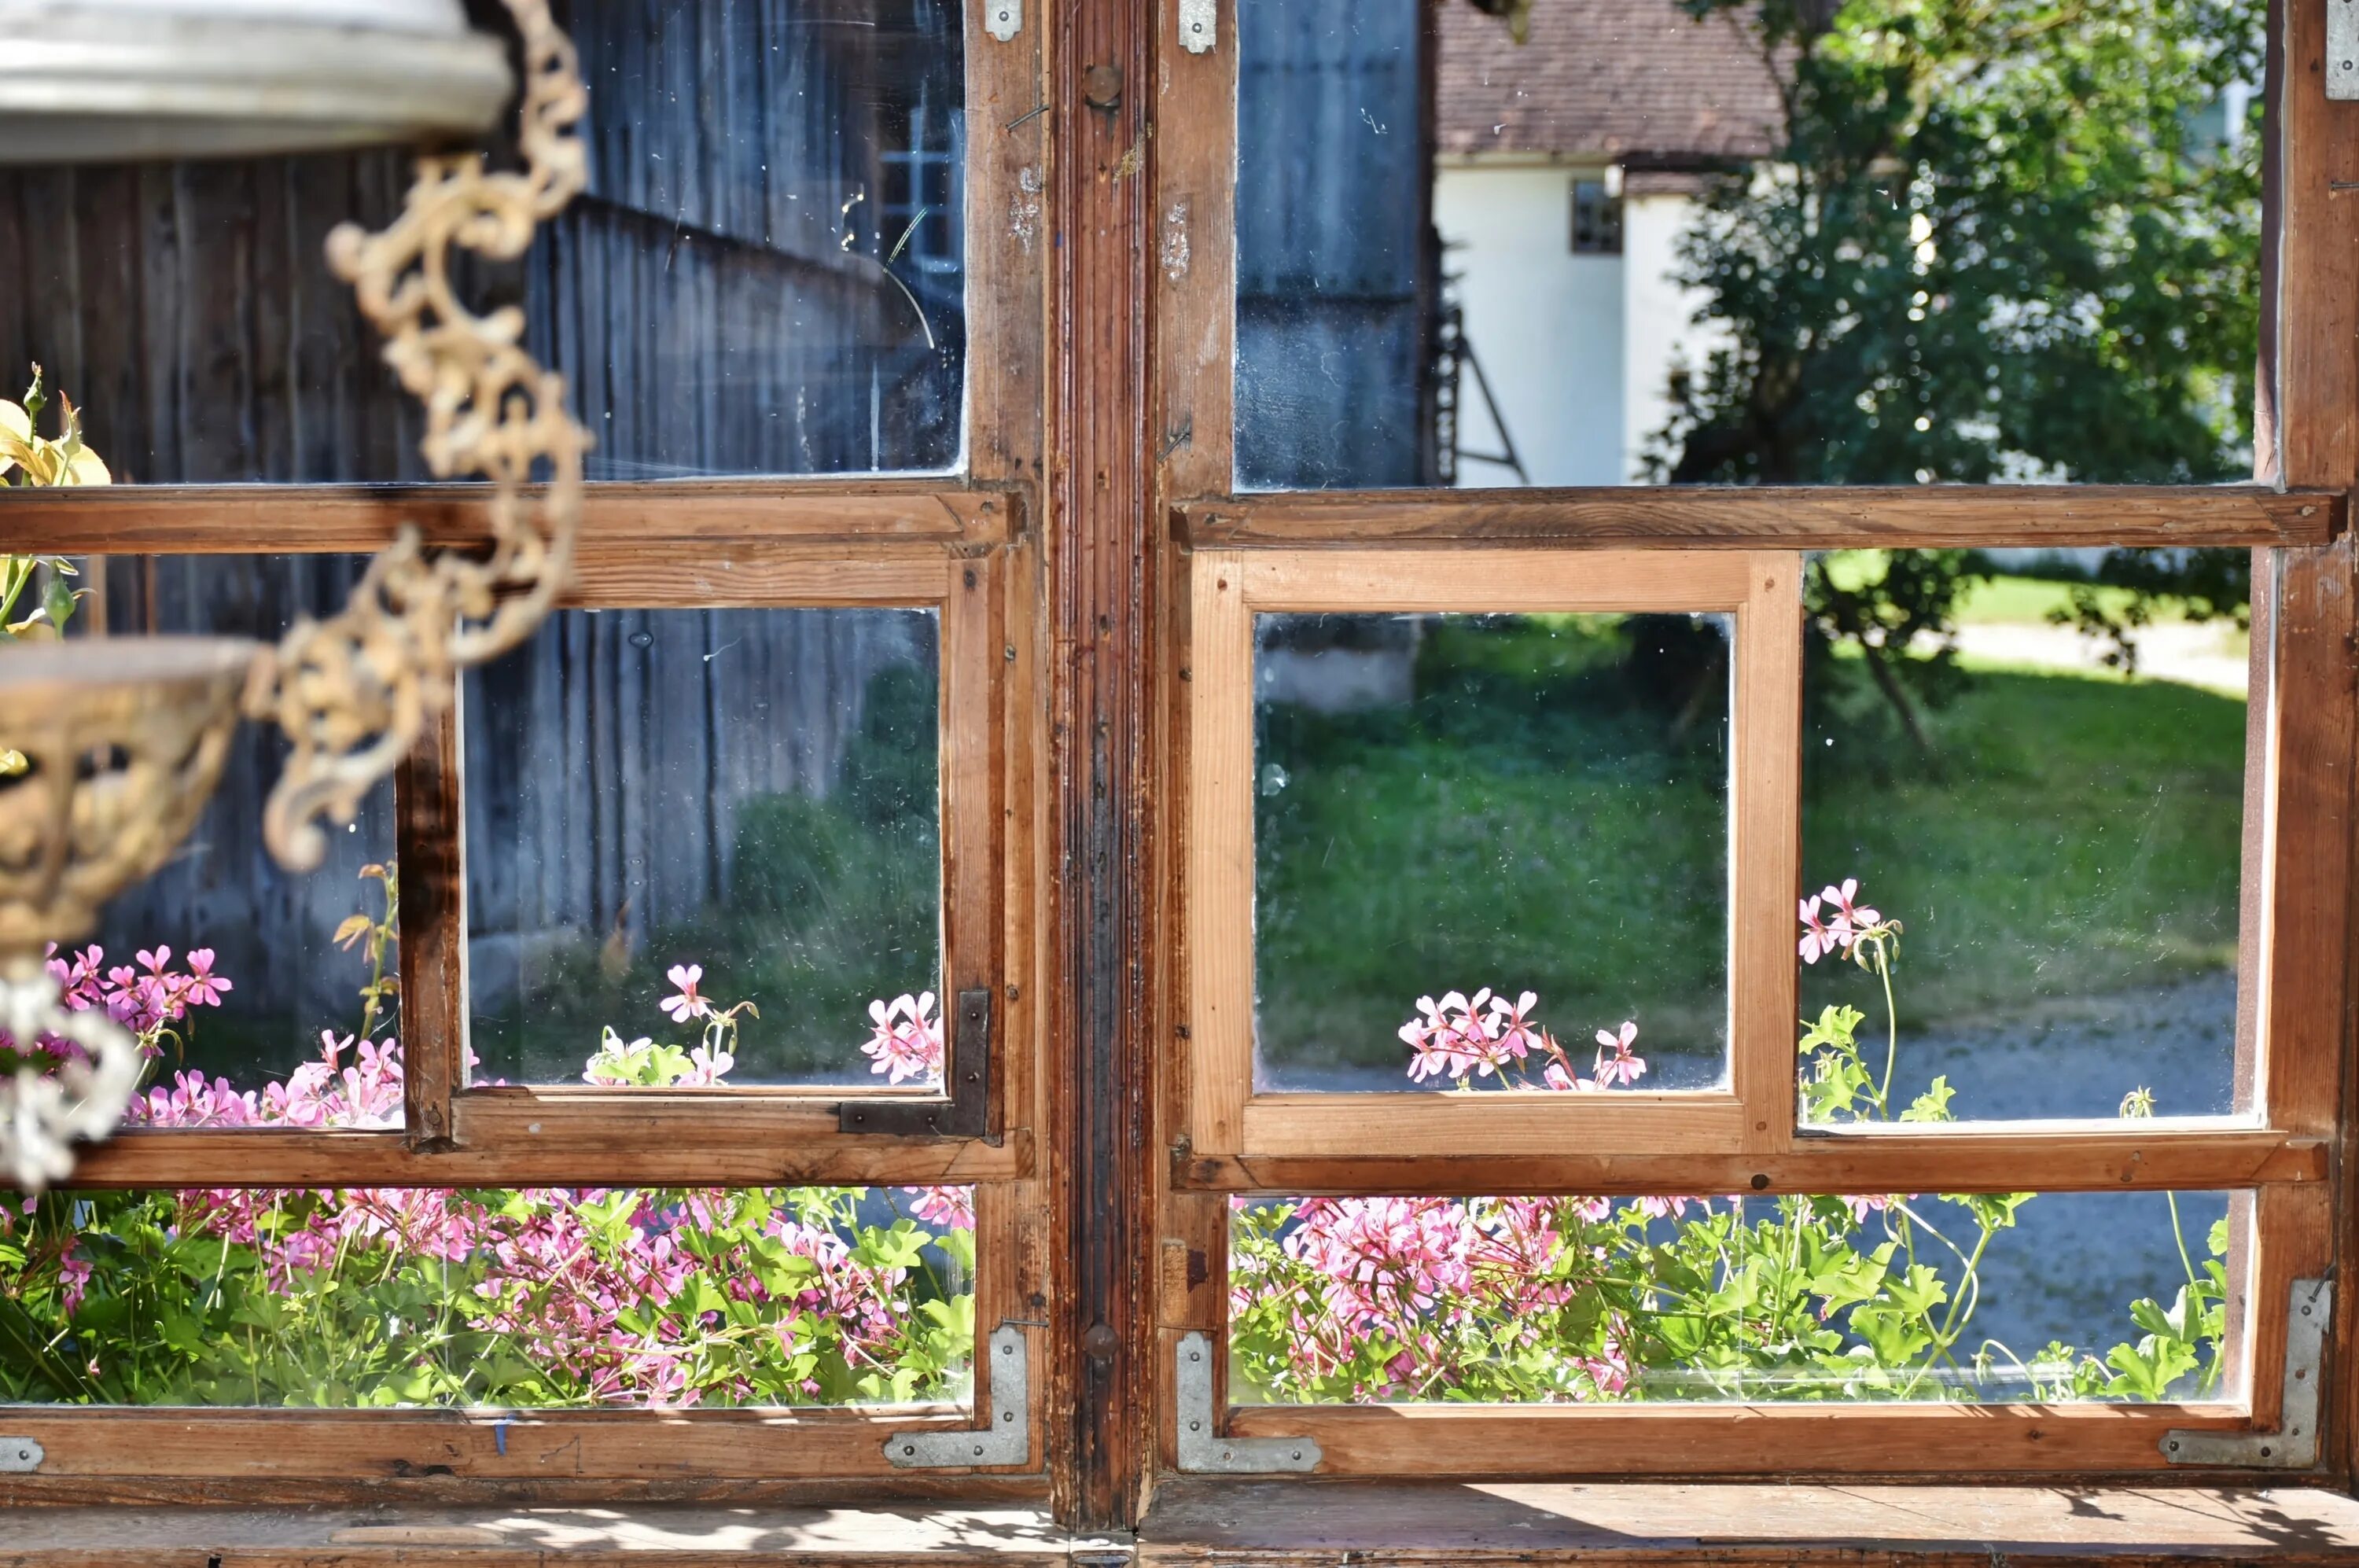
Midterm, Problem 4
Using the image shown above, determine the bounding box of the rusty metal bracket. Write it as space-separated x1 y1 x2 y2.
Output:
1175 1331 1320 1473
2163 1276 2329 1468
2332 0 2359 99
884 1323 1029 1468
837 988 992 1138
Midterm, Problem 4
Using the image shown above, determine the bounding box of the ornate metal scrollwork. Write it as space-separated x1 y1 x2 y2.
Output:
0 0 590 1188
246 0 592 871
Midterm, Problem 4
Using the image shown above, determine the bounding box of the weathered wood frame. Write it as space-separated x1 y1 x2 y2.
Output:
0 511 1051 1495
1147 0 2359 1496
1184 547 1800 1164
0 0 1058 1500
1 0 2358 1531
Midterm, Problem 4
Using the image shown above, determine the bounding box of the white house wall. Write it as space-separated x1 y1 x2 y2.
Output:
1621 188 1728 483
1433 162 1625 487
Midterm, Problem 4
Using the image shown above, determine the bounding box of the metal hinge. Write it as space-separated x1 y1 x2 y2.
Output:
1178 0 1216 55
1174 1331 1320 1473
0 1437 42 1473
838 988 992 1138
885 1323 1029 1468
982 0 1020 42
2333 0 2359 98
2163 1275 2329 1468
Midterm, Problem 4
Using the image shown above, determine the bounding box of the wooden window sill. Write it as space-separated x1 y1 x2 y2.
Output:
9 1485 2359 1565
1136 1481 2359 1565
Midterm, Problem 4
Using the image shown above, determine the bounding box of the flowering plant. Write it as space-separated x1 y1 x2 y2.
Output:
0 904 973 1408
1232 878 2229 1405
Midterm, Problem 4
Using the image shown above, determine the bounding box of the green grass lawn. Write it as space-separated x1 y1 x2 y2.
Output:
1253 606 2246 1084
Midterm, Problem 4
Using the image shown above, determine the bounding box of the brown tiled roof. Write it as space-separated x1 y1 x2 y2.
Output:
1437 0 1786 167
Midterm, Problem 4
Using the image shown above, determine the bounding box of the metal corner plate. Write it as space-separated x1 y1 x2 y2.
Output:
1175 1330 1320 1473
885 1323 1029 1468
984 0 1021 42
2333 0 2359 100
2162 1275 2328 1467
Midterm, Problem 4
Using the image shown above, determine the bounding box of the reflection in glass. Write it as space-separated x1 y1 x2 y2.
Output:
37 556 399 1129
1231 1189 2241 1405
0 0 966 482
1236 0 2259 491
1800 549 2252 1121
465 608 943 1086
1252 613 1730 1092
0 1184 975 1407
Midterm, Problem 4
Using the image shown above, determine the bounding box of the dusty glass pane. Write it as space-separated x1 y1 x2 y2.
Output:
0 1184 974 1408
1231 1189 2242 1404
465 607 944 1087
1253 613 1730 1092
11 556 401 1132
1235 0 2260 491
0 0 966 482
1798 549 2250 1122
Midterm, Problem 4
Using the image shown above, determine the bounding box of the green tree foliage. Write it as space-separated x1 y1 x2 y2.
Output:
1653 0 2264 734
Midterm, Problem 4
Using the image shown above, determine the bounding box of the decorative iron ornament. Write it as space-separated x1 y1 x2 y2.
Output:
247 0 591 872
0 639 252 955
0 957 143 1191
0 0 589 1189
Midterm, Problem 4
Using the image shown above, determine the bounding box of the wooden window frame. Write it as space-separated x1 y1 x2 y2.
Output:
2 0 2359 1533
0 4 1057 1500
1149 0 2359 1491
1185 547 1800 1164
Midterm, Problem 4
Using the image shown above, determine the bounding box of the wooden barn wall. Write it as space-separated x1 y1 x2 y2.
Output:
0 0 964 1058
90 555 399 1060
460 605 934 1009
1235 0 1433 489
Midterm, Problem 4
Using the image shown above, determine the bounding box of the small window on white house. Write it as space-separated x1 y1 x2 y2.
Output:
1572 179 1624 255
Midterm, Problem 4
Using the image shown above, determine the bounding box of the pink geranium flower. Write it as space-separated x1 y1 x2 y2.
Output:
862 992 944 1084
1798 894 1838 964
1592 1021 1647 1088
182 948 231 1007
660 963 710 1023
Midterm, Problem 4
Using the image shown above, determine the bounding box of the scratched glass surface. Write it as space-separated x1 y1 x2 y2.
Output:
1229 1190 2243 1405
0 1187 974 1407
464 607 945 1087
1251 612 1732 1094
1798 548 2254 1124
0 0 966 480
1233 0 2261 491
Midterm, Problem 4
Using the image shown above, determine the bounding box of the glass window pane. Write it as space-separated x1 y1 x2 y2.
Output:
16 555 400 1132
1253 612 1730 1092
1231 1190 2243 1404
1800 548 2251 1123
0 0 966 483
464 607 944 1088
0 1184 973 1408
1236 0 2260 491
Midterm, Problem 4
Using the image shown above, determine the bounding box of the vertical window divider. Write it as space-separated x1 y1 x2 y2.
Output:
396 673 466 1150
1730 552 1803 1154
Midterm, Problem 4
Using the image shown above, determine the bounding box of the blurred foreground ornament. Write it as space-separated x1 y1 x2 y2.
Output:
0 0 590 1188
0 0 511 163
